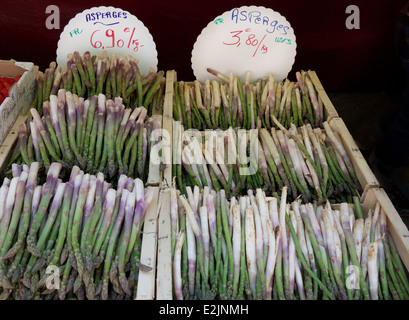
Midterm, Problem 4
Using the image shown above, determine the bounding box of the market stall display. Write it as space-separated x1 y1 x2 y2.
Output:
173 69 323 131
0 162 156 300
2 90 161 183
169 185 409 300
32 51 165 116
173 122 361 203
0 3 408 301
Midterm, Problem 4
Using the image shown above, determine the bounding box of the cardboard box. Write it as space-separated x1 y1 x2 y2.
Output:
0 60 36 146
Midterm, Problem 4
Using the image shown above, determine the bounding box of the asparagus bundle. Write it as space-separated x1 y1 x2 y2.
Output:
32 51 165 116
173 120 361 203
6 90 161 183
0 162 155 300
171 185 409 300
172 69 322 131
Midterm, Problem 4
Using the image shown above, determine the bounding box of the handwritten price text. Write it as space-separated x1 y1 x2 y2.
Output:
90 27 143 52
223 29 268 57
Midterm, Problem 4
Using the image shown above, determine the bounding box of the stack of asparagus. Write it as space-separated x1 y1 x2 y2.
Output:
173 119 361 203
171 185 409 300
172 69 322 131
5 90 161 182
33 51 165 116
0 162 155 300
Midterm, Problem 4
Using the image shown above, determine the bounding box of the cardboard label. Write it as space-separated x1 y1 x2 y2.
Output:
56 6 158 74
191 6 297 83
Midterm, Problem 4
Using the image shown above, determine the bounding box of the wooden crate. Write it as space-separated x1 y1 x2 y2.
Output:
162 70 176 187
156 188 173 300
0 113 29 174
0 78 170 300
328 117 379 198
146 113 163 187
0 60 36 146
169 70 339 126
155 188 409 300
155 70 176 300
361 188 409 272
307 70 339 121
163 118 377 201
146 85 166 186
136 186 160 300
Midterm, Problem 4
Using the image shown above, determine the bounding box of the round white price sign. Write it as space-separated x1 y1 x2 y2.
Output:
191 6 297 83
56 6 158 74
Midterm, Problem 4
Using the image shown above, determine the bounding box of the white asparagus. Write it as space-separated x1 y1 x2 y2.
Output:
170 188 179 254
185 187 200 226
0 177 19 241
268 197 279 229
239 196 247 222
30 185 43 225
252 197 265 268
322 210 337 270
301 125 315 162
265 220 280 299
368 239 381 300
199 206 210 278
83 183 96 224
292 201 309 263
371 203 380 242
316 205 323 223
185 214 196 297
232 204 241 295
319 218 328 249
279 186 288 249
0 181 10 222
333 210 346 247
173 230 185 300
202 187 210 211
206 193 217 253
349 207 356 231
353 219 364 263
245 206 257 298
304 223 317 273
378 207 387 235
193 186 200 210
256 190 270 264
287 138 310 187
361 213 372 280
179 195 202 239
295 259 306 300
306 203 328 271
327 209 343 272
288 209 297 299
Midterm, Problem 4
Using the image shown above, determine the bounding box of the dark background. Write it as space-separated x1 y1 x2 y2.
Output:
2 1 409 211
0 0 406 92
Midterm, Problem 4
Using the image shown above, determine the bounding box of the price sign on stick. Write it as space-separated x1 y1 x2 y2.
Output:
56 6 157 74
191 6 297 82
